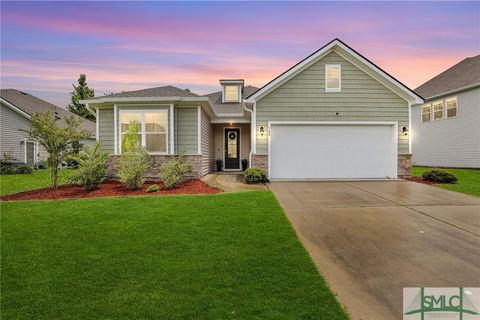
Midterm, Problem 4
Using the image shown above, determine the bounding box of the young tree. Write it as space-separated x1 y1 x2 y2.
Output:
67 74 95 121
21 111 91 189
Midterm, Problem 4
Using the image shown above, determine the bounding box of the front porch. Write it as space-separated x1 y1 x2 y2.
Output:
212 123 251 172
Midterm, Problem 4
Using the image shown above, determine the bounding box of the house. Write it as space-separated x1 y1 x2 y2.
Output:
412 55 480 168
0 89 96 165
81 38 423 180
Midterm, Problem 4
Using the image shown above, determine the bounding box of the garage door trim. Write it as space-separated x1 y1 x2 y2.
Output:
267 121 398 180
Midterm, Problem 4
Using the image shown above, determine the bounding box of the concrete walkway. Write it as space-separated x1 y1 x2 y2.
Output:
202 173 268 192
269 180 480 320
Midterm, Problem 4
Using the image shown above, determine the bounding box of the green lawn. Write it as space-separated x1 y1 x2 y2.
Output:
412 166 480 197
1 192 348 319
0 169 75 196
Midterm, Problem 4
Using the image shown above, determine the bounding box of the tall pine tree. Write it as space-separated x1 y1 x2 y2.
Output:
68 74 95 121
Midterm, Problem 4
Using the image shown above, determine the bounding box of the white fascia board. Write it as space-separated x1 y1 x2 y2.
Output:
421 82 480 102
0 98 31 119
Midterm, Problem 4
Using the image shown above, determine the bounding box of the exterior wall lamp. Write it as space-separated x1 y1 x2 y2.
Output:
402 126 408 136
259 126 265 136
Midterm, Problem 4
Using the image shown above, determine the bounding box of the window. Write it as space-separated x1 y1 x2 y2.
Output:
119 110 168 153
224 85 240 102
325 64 341 92
445 97 457 118
433 100 444 120
421 103 431 122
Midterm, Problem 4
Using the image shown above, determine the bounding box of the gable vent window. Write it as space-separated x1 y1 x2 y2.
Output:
446 97 457 118
325 64 341 92
224 85 240 102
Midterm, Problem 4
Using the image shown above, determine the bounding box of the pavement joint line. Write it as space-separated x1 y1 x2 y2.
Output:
343 182 480 238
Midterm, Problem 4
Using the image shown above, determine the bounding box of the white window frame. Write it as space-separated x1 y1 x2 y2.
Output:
118 109 169 155
445 96 458 118
222 84 241 103
325 64 341 92
23 139 37 165
433 100 444 120
421 103 432 123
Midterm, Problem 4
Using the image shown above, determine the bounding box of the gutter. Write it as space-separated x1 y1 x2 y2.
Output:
420 82 480 102
243 103 253 168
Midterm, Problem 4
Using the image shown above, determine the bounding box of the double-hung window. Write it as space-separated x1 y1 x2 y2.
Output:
325 64 341 92
445 97 457 118
421 103 431 122
433 100 444 120
119 110 168 154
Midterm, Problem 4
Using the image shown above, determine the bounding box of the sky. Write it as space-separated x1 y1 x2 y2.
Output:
1 1 479 108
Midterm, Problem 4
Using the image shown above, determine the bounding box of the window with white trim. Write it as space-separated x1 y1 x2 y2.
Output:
223 85 240 102
433 100 444 120
445 97 457 118
325 64 341 92
119 110 168 153
421 103 431 122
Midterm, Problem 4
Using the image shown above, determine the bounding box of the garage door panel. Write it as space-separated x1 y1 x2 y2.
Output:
270 124 396 179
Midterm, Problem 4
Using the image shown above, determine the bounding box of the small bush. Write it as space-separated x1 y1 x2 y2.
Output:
422 169 457 183
117 148 151 190
14 166 33 174
146 184 160 193
68 142 109 190
159 149 192 189
244 167 269 184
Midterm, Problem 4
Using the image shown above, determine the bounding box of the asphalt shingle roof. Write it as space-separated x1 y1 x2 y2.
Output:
96 85 199 99
0 89 96 136
203 86 259 114
415 55 480 99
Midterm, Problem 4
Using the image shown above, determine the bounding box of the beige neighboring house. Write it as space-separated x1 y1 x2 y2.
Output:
0 89 96 165
81 38 422 180
412 55 480 168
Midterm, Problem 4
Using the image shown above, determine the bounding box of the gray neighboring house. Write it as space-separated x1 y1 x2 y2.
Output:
82 38 423 180
0 89 96 165
412 55 480 168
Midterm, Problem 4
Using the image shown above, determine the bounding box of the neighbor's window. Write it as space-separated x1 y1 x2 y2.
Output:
433 100 444 120
119 110 168 153
325 64 341 92
224 85 240 102
445 97 457 118
421 103 431 122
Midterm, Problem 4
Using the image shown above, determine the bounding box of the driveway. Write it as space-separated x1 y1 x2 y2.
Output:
269 181 480 320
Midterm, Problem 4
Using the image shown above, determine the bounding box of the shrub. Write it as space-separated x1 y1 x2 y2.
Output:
422 169 457 183
14 166 33 174
68 142 109 190
244 167 269 184
146 184 160 193
0 159 15 175
159 149 192 189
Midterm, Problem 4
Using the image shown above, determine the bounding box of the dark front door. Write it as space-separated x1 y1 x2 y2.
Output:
224 128 240 170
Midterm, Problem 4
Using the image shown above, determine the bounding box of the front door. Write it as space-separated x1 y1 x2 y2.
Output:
224 128 240 170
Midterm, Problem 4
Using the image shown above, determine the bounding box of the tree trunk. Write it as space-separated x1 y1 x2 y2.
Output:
50 156 59 189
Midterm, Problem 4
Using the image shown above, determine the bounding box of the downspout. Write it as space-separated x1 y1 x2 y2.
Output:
243 103 253 168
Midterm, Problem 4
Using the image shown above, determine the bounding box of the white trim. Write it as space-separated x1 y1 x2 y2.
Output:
432 99 444 120
422 82 480 101
0 98 32 119
95 107 99 141
421 102 432 123
408 102 412 154
113 104 118 155
223 126 242 171
23 139 36 165
210 117 250 124
325 64 341 92
197 106 202 155
253 101 257 154
115 103 171 108
267 121 398 180
170 104 174 154
222 84 242 103
243 104 254 168
445 96 458 119
246 39 423 104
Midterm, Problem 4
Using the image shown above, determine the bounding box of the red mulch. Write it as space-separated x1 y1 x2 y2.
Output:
1 179 221 201
407 176 447 185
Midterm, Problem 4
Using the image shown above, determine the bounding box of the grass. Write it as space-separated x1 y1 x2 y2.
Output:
412 166 480 197
1 192 348 319
0 169 75 196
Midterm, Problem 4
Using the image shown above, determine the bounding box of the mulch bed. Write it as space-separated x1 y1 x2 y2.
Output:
407 176 448 186
1 179 222 201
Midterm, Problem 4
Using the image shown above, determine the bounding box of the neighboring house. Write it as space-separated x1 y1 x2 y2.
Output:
412 55 480 168
0 89 96 165
82 38 422 180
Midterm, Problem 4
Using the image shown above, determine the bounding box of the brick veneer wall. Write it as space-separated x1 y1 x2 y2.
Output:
251 154 268 174
107 155 203 180
397 154 412 179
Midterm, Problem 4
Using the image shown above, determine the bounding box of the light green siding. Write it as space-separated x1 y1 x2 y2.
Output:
175 107 198 154
255 51 409 154
98 108 114 152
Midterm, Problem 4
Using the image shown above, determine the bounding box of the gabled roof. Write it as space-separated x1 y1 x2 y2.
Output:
0 89 96 136
204 85 258 114
415 55 480 100
93 85 199 99
246 38 423 104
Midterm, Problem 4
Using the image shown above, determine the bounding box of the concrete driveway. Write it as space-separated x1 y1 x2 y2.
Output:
269 181 480 320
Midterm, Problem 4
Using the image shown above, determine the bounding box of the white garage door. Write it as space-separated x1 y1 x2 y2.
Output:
270 123 397 179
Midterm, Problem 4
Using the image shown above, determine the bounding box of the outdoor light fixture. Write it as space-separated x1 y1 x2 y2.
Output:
402 126 409 136
259 126 265 136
